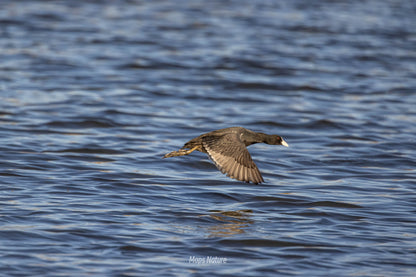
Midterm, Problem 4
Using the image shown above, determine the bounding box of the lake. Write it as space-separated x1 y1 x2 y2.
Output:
1 0 415 276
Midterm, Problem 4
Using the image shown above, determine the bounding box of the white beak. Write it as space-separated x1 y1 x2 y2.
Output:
282 139 289 147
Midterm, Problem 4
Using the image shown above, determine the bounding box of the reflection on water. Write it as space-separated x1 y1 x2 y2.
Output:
206 210 254 238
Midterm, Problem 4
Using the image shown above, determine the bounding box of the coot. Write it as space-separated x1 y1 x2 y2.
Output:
163 127 288 184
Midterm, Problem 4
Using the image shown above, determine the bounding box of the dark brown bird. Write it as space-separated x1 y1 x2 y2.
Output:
163 127 289 184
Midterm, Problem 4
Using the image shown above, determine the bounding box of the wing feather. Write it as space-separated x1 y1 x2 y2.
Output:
202 133 264 184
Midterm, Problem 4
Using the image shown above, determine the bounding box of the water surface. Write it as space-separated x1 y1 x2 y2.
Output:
1 0 415 276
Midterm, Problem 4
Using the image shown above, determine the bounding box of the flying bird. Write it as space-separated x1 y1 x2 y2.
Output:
163 127 288 184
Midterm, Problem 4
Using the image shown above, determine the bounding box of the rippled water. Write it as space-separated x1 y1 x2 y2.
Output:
1 0 416 276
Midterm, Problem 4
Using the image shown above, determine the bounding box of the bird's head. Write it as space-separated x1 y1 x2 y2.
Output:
265 135 289 147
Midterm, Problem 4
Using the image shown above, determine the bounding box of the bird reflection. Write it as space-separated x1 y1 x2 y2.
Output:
204 210 254 238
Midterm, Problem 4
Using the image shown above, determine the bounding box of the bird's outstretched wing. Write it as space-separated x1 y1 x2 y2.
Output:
202 133 264 184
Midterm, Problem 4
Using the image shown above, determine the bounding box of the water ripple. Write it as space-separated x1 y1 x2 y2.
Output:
1 0 415 276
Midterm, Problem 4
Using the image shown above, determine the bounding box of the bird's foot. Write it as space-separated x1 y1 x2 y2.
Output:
163 147 198 158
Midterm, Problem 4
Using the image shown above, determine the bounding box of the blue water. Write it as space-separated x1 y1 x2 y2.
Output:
1 0 416 276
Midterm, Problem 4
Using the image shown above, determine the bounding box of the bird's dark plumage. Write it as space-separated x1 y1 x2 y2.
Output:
163 127 288 184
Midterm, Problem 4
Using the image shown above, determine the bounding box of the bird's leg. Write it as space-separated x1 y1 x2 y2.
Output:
163 146 199 158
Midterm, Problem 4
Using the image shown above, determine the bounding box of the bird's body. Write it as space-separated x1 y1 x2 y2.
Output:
163 127 288 184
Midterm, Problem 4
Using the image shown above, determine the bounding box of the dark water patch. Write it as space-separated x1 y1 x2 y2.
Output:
0 171 28 178
119 245 160 253
219 238 340 249
45 147 124 155
45 118 119 129
309 200 362 209
187 192 241 202
250 196 362 211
